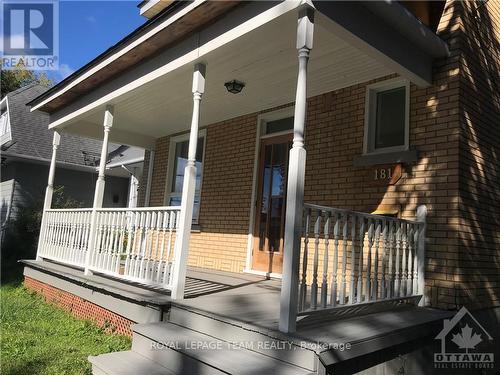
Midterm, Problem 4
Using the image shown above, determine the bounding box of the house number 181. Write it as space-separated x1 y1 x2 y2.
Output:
374 167 392 180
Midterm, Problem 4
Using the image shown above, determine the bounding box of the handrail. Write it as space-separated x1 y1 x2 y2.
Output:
303 203 421 226
45 206 181 213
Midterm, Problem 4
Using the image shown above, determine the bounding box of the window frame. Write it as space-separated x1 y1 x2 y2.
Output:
259 106 295 139
0 97 12 147
163 129 207 224
363 78 410 155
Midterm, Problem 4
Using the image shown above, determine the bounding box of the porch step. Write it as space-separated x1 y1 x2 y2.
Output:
132 321 314 375
168 304 318 371
89 350 177 375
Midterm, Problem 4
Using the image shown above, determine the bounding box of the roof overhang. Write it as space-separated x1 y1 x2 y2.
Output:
28 0 240 113
29 1 449 149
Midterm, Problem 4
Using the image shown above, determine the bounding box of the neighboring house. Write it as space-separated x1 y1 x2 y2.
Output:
0 85 144 231
21 1 499 374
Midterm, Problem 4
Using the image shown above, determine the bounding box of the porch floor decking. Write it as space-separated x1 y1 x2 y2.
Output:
22 259 451 363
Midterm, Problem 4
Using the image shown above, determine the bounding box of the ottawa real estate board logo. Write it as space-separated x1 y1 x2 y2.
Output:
1 0 59 70
434 306 494 370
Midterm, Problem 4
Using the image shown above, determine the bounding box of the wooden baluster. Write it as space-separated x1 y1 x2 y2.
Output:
311 210 321 310
298 208 311 312
91 212 101 269
131 211 141 277
413 224 419 295
116 212 126 274
102 212 111 271
394 222 402 297
135 212 149 278
356 217 365 303
401 223 407 297
124 212 134 276
330 213 340 307
372 220 381 300
150 211 161 281
407 224 413 296
52 212 59 259
365 219 374 302
84 212 91 264
152 211 162 281
388 221 395 298
68 212 76 263
340 213 348 305
107 212 116 271
97 212 106 269
164 211 175 284
321 212 331 308
381 220 388 299
348 215 356 305
112 212 121 273
75 213 83 264
54 212 62 259
56 212 63 259
156 212 166 283
144 211 155 280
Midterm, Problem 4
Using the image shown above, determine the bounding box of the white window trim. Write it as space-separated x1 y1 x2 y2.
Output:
363 78 410 155
0 97 12 147
244 106 294 274
163 128 207 223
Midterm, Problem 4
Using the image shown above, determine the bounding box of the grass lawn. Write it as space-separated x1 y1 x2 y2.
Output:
1 282 131 375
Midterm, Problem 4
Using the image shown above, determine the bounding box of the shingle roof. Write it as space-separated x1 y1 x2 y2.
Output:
5 84 130 167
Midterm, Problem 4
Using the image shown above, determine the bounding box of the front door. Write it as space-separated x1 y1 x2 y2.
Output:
252 134 292 274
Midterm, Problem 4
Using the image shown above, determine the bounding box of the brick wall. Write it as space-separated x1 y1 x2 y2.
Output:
24 277 134 336
456 0 500 308
137 0 499 309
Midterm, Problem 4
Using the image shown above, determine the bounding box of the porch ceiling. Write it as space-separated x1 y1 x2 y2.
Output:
60 10 392 147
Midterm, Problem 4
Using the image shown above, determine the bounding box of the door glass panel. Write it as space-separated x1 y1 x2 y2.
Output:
268 197 283 252
258 145 272 251
271 143 287 197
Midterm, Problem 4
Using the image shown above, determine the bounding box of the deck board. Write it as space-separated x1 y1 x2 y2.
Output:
22 259 453 365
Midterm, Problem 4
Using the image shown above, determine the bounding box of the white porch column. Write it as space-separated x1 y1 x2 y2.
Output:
279 6 314 333
84 105 114 275
36 130 61 260
170 63 206 299
93 105 114 208
416 205 427 306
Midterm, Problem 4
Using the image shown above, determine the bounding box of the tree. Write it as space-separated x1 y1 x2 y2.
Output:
1 63 53 97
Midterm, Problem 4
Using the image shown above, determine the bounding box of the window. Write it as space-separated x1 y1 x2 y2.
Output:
259 107 294 138
364 79 409 154
0 97 12 147
165 131 206 223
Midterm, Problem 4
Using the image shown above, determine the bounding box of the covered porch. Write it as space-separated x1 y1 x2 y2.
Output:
23 258 451 374
29 1 448 334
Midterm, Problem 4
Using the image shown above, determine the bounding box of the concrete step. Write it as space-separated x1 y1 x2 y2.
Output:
89 350 177 375
168 304 318 371
132 322 315 375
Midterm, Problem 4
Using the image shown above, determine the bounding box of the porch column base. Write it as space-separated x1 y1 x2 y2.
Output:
279 146 306 333
170 164 196 299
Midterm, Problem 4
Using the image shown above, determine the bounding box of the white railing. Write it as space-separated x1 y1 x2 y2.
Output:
297 204 426 314
37 206 181 289
38 209 93 268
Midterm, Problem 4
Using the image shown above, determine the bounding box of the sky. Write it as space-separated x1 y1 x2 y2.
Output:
49 1 145 82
